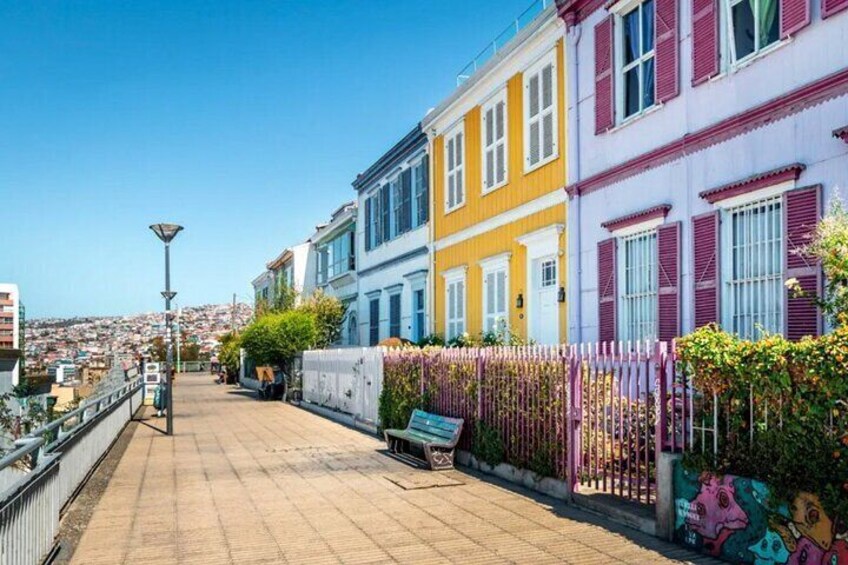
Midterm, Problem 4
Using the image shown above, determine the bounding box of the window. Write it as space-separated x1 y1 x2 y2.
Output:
318 229 354 284
524 50 558 170
618 230 657 342
414 158 429 226
724 0 780 64
723 196 783 339
389 293 401 337
483 267 508 333
391 178 402 238
347 312 358 346
541 259 557 287
368 192 383 249
482 90 508 192
444 272 466 340
381 184 391 242
618 0 655 120
412 289 425 342
444 124 465 212
369 298 380 346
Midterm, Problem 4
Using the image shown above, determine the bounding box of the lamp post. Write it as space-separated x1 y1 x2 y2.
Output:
150 223 183 436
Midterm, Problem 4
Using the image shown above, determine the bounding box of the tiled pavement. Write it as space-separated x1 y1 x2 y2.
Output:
69 374 721 565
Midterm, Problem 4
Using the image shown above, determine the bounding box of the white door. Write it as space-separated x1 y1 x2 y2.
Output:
530 256 559 344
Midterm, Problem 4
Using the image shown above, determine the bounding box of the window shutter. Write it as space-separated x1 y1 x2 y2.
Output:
780 0 811 36
495 102 506 184
421 154 430 223
598 238 617 343
657 222 681 341
655 0 680 103
594 16 615 134
692 212 720 328
381 184 391 242
401 168 412 233
484 107 495 190
823 0 848 17
374 194 383 246
364 198 372 251
691 0 719 86
542 64 555 158
455 132 464 204
784 185 821 340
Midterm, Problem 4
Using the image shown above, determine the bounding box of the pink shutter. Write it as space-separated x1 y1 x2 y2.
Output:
691 0 719 86
657 222 681 341
655 0 680 103
780 0 810 36
784 185 821 340
598 238 617 343
594 16 615 134
692 212 720 328
823 0 848 17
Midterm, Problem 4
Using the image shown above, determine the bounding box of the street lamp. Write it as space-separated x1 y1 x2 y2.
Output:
150 223 183 436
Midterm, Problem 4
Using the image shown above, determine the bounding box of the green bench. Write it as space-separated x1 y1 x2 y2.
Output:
384 409 464 470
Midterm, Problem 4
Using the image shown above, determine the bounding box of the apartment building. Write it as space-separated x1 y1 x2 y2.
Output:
558 0 848 342
0 283 21 389
252 241 314 308
311 202 359 345
353 126 430 345
423 3 568 344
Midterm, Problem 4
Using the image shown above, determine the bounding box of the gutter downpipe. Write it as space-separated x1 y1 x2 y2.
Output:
566 21 583 344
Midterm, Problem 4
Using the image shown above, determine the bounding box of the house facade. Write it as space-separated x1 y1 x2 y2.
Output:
310 202 359 346
353 126 430 346
252 242 314 309
423 4 569 345
558 0 848 343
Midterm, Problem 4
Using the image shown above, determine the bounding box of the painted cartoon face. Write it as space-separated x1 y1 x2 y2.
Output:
687 475 749 540
750 479 791 518
792 493 833 551
748 529 791 565
787 536 826 565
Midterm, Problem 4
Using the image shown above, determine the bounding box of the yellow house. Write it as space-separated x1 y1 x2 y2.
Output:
423 6 567 344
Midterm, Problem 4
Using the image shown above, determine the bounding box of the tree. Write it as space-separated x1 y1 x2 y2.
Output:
239 310 317 368
273 280 298 313
299 290 345 349
148 332 202 362
218 331 241 379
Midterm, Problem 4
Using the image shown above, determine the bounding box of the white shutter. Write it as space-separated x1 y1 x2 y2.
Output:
482 91 508 192
496 270 506 323
485 272 496 331
495 101 506 184
525 50 557 169
444 124 465 210
455 132 464 205
457 280 465 334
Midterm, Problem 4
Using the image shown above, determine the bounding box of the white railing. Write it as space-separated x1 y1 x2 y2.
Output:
302 348 383 426
0 377 142 565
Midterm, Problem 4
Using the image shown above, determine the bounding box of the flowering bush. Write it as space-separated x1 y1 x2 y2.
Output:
677 324 848 516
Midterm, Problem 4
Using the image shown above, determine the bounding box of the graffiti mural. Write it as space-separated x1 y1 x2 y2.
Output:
674 464 847 564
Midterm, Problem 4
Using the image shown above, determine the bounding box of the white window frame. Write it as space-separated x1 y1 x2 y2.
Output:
523 48 558 173
444 122 465 213
721 0 783 69
443 267 467 341
479 253 510 334
481 88 508 194
613 0 656 123
617 229 658 342
720 194 784 340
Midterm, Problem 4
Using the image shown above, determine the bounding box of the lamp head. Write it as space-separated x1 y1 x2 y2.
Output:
149 223 184 243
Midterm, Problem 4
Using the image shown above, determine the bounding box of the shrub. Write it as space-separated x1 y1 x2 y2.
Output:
217 331 241 378
416 334 445 347
677 323 848 517
378 351 426 431
471 421 504 467
240 310 317 368
299 290 345 349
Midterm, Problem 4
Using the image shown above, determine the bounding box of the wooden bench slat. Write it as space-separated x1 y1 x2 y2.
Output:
384 409 465 471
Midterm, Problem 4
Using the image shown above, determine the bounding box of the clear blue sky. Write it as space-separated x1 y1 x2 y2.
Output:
1 0 530 319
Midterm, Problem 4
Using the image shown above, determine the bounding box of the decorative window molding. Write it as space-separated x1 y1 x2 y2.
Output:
699 163 804 205
384 283 403 295
481 88 508 193
516 224 564 257
444 122 466 213
602 204 672 235
523 48 559 172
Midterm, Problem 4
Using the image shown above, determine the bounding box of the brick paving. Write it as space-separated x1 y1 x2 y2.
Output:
69 374 720 564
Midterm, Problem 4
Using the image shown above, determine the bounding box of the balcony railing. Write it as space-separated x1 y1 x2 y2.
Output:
456 0 554 86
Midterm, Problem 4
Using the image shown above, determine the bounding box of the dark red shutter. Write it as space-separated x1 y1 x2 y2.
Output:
784 185 821 340
598 238 617 343
655 0 680 103
692 212 720 328
594 16 615 134
657 222 681 341
691 0 719 86
780 0 810 37
364 197 372 251
823 0 848 18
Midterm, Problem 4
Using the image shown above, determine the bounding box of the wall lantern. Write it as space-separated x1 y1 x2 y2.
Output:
516 293 524 309
558 286 566 303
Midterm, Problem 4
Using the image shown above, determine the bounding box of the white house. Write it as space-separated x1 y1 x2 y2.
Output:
558 0 848 343
353 125 430 346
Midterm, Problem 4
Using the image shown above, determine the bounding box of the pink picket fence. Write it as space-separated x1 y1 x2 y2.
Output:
383 341 687 506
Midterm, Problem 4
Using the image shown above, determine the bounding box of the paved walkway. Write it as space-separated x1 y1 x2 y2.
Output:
69 374 719 565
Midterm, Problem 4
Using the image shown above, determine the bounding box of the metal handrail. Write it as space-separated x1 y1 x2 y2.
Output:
0 437 44 472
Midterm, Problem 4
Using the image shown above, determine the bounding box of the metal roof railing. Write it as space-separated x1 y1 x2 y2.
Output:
456 0 554 86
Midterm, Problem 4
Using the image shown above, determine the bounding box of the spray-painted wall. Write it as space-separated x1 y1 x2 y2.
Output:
674 463 847 564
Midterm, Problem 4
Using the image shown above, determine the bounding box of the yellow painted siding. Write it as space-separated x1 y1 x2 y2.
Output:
433 40 567 241
433 204 567 342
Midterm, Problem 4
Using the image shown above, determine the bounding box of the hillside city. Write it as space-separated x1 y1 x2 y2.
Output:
24 302 252 372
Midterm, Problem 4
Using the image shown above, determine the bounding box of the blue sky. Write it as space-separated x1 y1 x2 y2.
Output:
0 0 531 319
